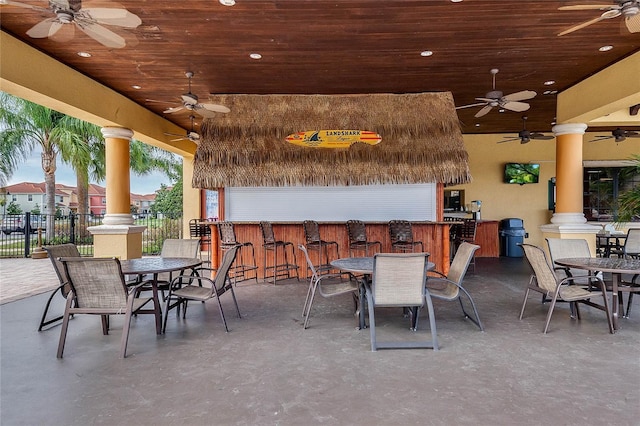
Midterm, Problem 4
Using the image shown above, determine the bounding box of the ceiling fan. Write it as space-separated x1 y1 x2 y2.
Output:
589 128 640 142
147 71 230 118
164 115 201 144
497 117 554 144
558 1 640 36
1 0 141 48
455 69 537 118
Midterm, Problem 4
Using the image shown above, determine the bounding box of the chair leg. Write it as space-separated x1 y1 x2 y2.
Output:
214 295 229 332
424 293 439 351
457 287 484 331
38 285 63 331
302 277 314 317
228 284 242 318
303 282 319 329
120 311 134 359
625 292 634 318
101 315 109 335
56 296 74 358
366 290 377 351
543 294 560 334
519 288 532 320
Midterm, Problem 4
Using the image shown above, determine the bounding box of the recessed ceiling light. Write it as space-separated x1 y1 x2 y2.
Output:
131 85 142 90
420 50 433 57
219 0 235 6
451 0 463 3
249 53 262 60
599 45 613 52
77 51 91 58
499 109 505 113
543 80 555 86
475 123 480 127
543 90 558 95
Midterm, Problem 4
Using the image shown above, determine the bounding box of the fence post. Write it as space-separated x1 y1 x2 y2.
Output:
24 212 31 258
70 212 76 245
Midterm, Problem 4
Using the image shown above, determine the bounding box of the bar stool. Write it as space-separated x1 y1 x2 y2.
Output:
302 220 339 276
388 220 424 253
346 220 381 256
260 221 299 285
189 218 212 266
216 221 258 284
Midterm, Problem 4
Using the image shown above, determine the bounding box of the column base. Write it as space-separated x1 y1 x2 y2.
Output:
540 215 601 256
103 213 135 226
88 224 147 259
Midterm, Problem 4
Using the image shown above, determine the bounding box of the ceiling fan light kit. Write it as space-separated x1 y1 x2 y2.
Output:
456 68 536 118
147 71 230 119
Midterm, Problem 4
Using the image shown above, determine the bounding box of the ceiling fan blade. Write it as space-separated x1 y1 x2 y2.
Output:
502 101 531 113
503 90 536 102
146 99 179 105
558 4 618 11
588 136 612 142
26 18 63 38
626 13 640 33
199 103 231 114
163 106 185 114
49 21 75 42
83 8 142 28
77 22 126 48
170 137 187 142
558 15 607 36
497 137 519 144
0 0 48 11
455 102 487 110
627 131 640 137
474 105 493 118
194 108 219 118
475 97 496 103
530 133 554 140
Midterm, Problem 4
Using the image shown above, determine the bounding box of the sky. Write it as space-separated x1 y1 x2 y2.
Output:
6 147 174 195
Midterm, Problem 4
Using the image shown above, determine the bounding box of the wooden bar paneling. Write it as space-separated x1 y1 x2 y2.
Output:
475 221 499 257
206 221 456 279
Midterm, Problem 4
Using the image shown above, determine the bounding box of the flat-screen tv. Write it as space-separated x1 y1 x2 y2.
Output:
504 163 540 184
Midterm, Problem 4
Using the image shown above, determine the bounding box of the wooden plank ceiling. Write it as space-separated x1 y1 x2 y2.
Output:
1 0 639 139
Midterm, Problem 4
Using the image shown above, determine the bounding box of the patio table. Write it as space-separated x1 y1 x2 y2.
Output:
121 257 202 334
554 257 640 331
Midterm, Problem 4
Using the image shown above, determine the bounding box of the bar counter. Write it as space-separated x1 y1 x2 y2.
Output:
206 221 468 278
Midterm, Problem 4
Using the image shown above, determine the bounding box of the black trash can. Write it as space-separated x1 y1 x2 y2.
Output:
499 218 527 257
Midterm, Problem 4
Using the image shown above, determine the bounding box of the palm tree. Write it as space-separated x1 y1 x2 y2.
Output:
0 92 82 239
616 155 640 223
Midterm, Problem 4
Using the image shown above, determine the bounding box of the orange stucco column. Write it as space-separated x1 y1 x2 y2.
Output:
540 123 600 254
101 127 134 226
550 123 587 225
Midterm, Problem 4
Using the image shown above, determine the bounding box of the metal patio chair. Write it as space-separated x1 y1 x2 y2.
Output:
346 219 382 257
366 253 438 351
388 220 424 253
519 244 613 334
426 242 483 330
57 257 158 358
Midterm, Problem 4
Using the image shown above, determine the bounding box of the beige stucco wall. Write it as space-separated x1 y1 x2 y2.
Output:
447 133 638 249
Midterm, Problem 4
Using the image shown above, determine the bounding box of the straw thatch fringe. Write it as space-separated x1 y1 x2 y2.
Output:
193 93 470 188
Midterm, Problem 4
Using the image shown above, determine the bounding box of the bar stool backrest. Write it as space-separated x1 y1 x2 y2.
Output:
347 220 367 243
389 220 414 243
260 221 276 245
217 221 238 245
303 220 321 244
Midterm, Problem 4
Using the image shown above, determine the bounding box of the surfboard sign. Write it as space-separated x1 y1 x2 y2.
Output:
285 130 382 148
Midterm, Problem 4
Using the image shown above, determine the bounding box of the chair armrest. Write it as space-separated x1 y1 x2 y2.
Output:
428 270 447 278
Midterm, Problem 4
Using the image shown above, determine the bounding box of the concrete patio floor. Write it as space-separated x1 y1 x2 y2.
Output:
1 256 639 425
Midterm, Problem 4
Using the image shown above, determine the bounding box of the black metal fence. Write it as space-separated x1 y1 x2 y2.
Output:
0 212 183 258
